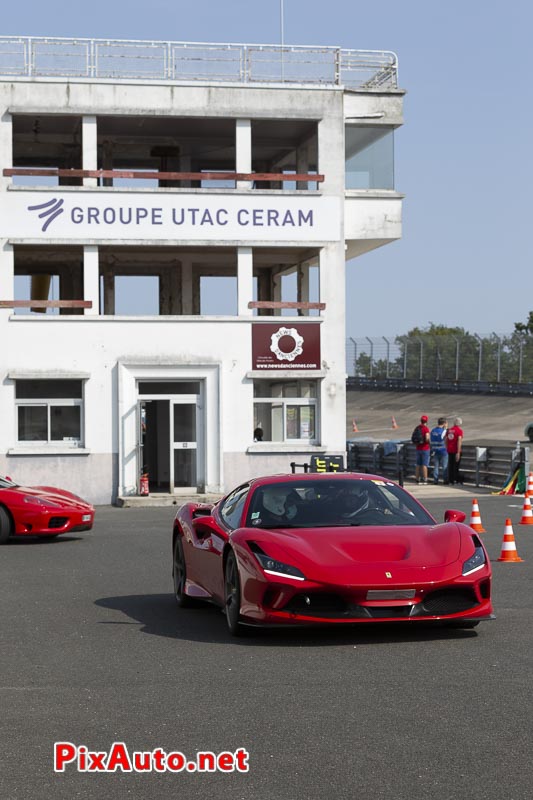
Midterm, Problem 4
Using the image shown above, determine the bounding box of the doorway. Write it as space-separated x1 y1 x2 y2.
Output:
137 381 203 493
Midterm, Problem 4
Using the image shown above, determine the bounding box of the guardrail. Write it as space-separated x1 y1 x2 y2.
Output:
346 441 529 489
0 36 398 89
347 377 533 397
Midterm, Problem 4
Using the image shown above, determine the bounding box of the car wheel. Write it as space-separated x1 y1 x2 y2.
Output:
529 430 533 443
173 536 192 608
0 506 13 544
225 551 244 636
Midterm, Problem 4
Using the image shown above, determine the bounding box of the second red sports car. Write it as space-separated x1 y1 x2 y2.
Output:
172 473 493 635
0 474 95 543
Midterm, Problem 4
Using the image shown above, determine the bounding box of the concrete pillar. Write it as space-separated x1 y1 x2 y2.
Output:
180 154 192 188
237 247 253 316
159 270 170 315
102 140 113 186
272 269 282 303
82 116 98 187
318 242 347 449
0 241 14 320
297 263 310 316
83 245 99 315
296 144 309 191
192 269 201 315
0 111 13 192
236 119 252 190
103 270 115 315
181 258 193 314
160 267 182 315
257 270 271 316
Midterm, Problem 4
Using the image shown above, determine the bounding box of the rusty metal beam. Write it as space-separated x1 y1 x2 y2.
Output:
3 168 324 183
248 301 325 310
0 300 92 308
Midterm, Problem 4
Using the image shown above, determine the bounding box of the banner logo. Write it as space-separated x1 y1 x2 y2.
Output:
27 198 65 231
270 327 304 362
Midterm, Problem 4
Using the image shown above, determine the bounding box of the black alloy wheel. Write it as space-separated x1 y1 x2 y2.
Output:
224 551 243 636
173 536 192 608
0 506 13 544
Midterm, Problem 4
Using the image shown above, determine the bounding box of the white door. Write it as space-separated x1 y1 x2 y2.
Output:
171 396 201 493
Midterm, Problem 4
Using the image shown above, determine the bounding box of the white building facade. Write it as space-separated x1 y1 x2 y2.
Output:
0 37 404 504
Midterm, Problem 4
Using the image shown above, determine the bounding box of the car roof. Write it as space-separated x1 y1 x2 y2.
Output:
249 473 391 488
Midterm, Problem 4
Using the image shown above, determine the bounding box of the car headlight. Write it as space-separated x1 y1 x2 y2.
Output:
462 545 486 575
22 496 61 508
253 550 306 581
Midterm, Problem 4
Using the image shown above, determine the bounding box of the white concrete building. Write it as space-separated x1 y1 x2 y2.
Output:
0 37 404 504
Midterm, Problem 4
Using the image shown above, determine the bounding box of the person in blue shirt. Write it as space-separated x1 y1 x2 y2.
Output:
430 417 448 485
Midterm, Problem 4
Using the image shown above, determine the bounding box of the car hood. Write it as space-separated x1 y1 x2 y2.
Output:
14 485 93 510
242 523 464 583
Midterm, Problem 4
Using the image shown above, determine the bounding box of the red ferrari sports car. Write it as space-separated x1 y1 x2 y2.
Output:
0 474 95 543
172 473 493 635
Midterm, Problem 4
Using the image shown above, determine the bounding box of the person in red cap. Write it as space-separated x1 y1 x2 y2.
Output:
413 414 431 484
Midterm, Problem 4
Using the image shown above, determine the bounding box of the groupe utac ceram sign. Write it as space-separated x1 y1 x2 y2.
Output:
0 193 341 242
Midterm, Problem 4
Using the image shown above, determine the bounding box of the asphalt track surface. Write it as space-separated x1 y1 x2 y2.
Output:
1 493 532 800
346 389 533 444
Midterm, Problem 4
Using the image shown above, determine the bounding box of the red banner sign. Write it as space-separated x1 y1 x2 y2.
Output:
252 323 321 370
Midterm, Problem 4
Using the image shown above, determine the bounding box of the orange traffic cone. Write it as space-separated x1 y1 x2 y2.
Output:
469 498 486 533
497 519 524 562
391 416 399 430
527 472 533 495
520 492 533 525
352 419 359 432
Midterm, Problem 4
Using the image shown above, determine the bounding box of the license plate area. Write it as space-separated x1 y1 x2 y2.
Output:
366 589 416 600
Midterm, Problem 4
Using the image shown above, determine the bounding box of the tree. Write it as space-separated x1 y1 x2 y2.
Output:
395 324 481 382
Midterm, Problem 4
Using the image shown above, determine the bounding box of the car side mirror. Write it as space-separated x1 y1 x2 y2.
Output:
192 515 228 541
444 509 466 523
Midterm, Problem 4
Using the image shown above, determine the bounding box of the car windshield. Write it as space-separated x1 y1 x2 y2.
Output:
246 478 435 528
0 475 18 488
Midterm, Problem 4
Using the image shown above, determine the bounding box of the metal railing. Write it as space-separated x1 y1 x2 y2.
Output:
0 36 398 89
346 441 529 490
289 442 528 489
346 332 533 388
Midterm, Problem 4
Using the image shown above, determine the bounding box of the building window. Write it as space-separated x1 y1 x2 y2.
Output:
15 380 84 446
345 126 394 190
253 380 317 443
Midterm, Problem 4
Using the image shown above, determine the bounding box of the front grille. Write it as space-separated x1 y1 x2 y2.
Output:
364 605 413 618
419 588 478 615
48 517 68 529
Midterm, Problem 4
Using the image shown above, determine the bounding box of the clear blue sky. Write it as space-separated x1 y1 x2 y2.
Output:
4 1 532 337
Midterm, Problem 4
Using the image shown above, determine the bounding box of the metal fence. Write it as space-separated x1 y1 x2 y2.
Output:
346 333 533 388
346 441 529 490
0 36 398 89
291 442 528 490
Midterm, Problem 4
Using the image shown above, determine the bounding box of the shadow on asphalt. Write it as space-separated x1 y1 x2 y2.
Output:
6 535 84 545
94 592 479 646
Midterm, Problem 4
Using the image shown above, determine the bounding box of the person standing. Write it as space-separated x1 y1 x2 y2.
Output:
430 417 448 485
413 414 431 484
446 416 464 485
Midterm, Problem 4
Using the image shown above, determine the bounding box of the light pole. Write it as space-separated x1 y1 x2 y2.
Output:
280 0 285 81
